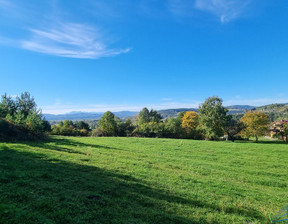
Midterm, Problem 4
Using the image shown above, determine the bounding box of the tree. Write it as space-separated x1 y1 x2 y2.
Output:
0 94 16 118
136 121 165 138
269 120 288 141
224 119 243 142
138 108 162 125
118 119 135 137
181 111 199 132
149 109 162 123
16 92 38 117
0 92 50 139
98 111 118 136
198 96 230 140
75 121 90 131
240 111 269 142
138 107 150 125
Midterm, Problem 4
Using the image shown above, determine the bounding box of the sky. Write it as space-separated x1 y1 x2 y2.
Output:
0 0 288 114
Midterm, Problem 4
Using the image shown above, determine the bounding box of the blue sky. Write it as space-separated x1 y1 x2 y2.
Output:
1 0 288 114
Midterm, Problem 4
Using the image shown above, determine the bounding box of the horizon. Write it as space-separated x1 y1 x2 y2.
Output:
42 101 288 115
1 0 288 114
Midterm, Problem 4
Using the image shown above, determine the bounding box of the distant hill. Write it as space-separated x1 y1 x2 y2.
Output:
43 103 288 122
158 108 198 119
226 105 255 114
44 111 138 121
255 103 288 121
158 105 256 118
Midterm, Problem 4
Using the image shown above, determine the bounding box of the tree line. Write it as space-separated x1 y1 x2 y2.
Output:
51 96 280 142
2 93 286 142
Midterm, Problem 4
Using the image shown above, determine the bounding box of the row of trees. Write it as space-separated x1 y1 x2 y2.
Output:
91 96 272 142
0 92 51 139
1 92 276 142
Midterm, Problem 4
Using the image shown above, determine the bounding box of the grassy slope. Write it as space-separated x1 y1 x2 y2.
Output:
0 137 287 224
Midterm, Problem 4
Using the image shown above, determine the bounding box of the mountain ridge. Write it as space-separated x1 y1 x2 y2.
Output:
43 103 288 121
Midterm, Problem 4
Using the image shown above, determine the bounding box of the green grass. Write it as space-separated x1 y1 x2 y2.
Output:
0 136 287 224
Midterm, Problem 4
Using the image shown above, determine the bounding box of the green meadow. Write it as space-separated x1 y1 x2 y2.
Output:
0 136 287 224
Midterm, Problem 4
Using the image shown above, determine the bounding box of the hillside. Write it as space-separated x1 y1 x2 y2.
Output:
0 136 286 223
44 111 138 121
43 104 288 122
255 104 288 121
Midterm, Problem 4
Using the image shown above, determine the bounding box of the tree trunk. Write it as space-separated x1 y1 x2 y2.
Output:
255 136 258 142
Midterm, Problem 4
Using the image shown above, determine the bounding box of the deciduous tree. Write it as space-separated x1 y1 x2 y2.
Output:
98 111 118 136
240 111 269 142
198 96 230 140
181 111 199 133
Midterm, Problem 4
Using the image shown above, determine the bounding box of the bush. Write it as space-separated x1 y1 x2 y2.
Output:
91 128 105 137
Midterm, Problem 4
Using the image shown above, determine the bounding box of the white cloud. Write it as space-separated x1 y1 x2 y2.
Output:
22 22 130 59
194 0 250 23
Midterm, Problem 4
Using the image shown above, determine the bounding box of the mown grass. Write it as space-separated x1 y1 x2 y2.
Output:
0 136 287 224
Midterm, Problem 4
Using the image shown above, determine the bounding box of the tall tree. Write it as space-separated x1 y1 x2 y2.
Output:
138 107 151 125
98 111 118 136
240 111 269 142
16 92 38 117
198 96 230 140
138 108 162 125
0 94 16 118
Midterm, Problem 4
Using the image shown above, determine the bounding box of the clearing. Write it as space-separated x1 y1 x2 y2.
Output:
0 136 287 223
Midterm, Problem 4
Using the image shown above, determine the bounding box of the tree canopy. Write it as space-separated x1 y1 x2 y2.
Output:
240 111 269 142
198 96 230 140
0 92 50 139
98 111 118 136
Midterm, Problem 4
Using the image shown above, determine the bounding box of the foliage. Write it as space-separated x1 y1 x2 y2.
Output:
0 136 286 223
270 120 288 141
240 111 269 142
138 107 162 125
97 111 118 136
135 108 163 137
164 116 185 138
198 96 230 140
134 121 165 137
51 120 90 136
91 127 105 137
0 92 50 140
224 119 244 142
117 119 135 137
181 111 199 137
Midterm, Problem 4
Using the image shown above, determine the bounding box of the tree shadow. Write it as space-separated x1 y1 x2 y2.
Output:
234 140 288 145
0 144 265 223
2 137 119 156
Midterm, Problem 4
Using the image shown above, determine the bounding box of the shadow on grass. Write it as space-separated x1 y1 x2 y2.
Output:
234 140 288 145
3 137 118 156
0 140 266 224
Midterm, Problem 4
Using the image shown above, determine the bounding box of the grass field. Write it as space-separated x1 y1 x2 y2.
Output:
0 136 287 224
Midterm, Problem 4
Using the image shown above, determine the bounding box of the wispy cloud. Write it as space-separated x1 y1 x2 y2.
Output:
194 0 250 23
22 22 130 59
